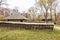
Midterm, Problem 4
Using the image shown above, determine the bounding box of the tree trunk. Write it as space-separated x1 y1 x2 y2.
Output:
54 11 57 24
45 9 48 23
54 7 57 24
50 7 52 22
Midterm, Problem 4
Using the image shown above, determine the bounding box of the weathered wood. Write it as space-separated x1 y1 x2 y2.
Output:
0 21 54 30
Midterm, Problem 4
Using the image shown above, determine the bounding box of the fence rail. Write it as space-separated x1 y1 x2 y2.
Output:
0 21 54 30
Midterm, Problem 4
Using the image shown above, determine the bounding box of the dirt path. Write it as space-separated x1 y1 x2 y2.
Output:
54 26 60 30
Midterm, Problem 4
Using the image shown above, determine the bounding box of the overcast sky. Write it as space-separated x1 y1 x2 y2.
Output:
57 0 60 13
6 0 60 13
6 0 35 12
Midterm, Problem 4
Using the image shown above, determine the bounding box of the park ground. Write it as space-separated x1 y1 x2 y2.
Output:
0 25 60 40
54 24 60 30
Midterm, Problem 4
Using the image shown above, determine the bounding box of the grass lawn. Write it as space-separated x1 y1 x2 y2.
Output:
0 27 60 40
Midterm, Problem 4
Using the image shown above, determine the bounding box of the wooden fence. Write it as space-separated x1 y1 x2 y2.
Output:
0 21 54 30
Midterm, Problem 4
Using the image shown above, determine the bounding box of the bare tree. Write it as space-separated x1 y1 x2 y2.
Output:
0 0 8 7
53 2 58 24
28 7 38 21
38 0 57 23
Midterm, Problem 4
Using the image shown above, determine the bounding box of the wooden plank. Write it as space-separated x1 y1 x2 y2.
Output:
0 21 54 25
0 21 54 30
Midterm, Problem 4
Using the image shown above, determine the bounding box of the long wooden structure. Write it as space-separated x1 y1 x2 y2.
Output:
0 21 54 30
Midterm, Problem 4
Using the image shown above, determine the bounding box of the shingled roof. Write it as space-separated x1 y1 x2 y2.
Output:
4 13 27 20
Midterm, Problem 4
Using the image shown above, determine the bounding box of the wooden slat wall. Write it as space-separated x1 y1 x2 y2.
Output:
0 22 54 30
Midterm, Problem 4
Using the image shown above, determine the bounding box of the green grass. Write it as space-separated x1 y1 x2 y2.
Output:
0 27 60 40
